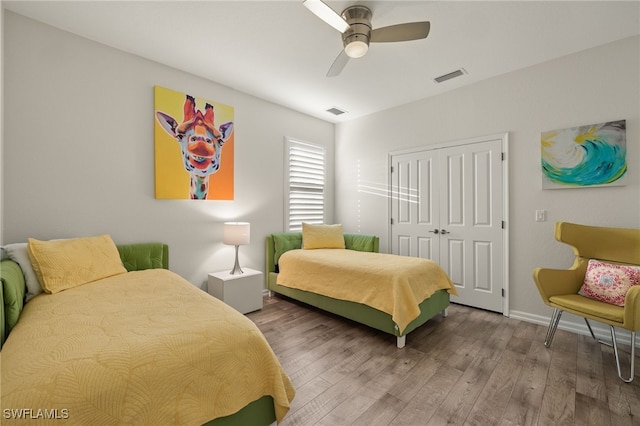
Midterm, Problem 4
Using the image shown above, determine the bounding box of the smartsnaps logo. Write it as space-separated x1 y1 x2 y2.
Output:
3 408 70 420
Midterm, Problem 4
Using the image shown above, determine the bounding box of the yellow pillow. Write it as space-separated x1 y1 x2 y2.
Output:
302 223 345 249
28 234 127 294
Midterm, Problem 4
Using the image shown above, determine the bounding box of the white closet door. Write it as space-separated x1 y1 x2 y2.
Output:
391 149 440 261
390 137 505 313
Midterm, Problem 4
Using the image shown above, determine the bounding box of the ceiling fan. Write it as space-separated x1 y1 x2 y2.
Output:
303 0 431 77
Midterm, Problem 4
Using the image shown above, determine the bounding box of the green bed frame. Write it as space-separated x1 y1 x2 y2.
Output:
265 233 450 348
0 242 277 426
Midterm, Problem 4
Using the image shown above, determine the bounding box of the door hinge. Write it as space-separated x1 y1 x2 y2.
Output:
502 220 505 229
390 166 394 173
502 288 505 297
391 218 394 225
501 152 505 161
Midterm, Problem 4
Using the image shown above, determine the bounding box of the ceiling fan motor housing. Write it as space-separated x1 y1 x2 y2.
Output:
341 5 372 54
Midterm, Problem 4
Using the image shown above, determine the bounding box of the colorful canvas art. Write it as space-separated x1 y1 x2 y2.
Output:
154 86 235 199
541 119 627 189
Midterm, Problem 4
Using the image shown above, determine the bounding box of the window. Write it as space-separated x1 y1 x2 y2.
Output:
285 138 325 231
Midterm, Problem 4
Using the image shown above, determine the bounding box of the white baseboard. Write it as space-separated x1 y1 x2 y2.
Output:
510 310 639 348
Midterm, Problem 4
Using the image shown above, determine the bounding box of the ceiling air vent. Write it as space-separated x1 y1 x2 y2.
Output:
326 107 347 116
434 68 466 84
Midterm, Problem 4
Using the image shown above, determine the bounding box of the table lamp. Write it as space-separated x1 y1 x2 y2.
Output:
223 222 250 275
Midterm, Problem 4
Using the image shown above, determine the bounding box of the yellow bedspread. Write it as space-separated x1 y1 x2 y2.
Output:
1 269 294 425
276 249 457 334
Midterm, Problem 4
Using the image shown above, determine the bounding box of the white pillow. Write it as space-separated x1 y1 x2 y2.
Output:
2 242 42 301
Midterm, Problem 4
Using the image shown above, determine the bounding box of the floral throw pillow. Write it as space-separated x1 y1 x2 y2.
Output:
578 259 640 306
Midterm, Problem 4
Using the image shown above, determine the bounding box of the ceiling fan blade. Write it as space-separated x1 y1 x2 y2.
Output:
303 0 350 33
371 22 431 43
326 50 350 77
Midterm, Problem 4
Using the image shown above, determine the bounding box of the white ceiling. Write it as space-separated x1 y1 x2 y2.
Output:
4 1 639 123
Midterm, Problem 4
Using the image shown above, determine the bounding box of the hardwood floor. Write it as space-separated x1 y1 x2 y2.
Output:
247 296 640 426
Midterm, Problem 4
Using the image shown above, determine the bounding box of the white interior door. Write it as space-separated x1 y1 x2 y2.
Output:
390 136 506 313
390 149 440 260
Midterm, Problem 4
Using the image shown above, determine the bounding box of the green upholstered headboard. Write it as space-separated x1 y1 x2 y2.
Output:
118 243 169 271
0 259 25 348
0 242 169 349
265 232 379 274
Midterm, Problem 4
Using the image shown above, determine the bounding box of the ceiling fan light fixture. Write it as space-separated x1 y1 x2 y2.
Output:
344 40 369 58
310 3 431 77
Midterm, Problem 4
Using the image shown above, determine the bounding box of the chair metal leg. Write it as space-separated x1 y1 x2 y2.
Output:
584 318 614 347
610 327 636 383
584 318 598 340
544 308 562 348
548 316 636 382
585 319 636 382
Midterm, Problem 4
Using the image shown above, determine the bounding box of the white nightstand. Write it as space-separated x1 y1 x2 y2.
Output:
207 268 264 314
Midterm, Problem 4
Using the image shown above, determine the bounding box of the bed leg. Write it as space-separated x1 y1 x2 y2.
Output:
441 308 448 318
396 335 406 349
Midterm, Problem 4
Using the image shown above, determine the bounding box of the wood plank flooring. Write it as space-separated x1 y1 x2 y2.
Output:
247 295 640 426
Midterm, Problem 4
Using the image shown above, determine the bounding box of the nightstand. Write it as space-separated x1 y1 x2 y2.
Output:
207 268 263 314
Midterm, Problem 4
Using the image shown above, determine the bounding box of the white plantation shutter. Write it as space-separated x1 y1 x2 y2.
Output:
285 138 325 231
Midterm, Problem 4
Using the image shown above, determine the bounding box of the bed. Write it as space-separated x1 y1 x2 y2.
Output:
0 235 294 425
265 225 456 348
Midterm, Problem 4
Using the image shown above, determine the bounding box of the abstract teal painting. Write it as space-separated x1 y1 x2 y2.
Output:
541 119 627 189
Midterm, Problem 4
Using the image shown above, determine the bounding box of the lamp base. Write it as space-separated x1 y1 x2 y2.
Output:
229 245 244 275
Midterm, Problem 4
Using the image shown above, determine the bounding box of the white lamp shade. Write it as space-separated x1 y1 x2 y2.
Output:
345 40 369 58
223 222 250 245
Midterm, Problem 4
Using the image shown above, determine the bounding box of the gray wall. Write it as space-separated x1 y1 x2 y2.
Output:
3 11 640 338
334 35 640 333
2 12 335 289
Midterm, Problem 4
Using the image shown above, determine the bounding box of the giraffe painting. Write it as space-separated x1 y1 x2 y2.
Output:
154 87 234 199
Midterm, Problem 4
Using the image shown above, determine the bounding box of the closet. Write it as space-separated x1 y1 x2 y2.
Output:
390 134 508 313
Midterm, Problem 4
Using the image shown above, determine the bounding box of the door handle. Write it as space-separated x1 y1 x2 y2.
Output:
440 229 450 234
428 229 439 234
